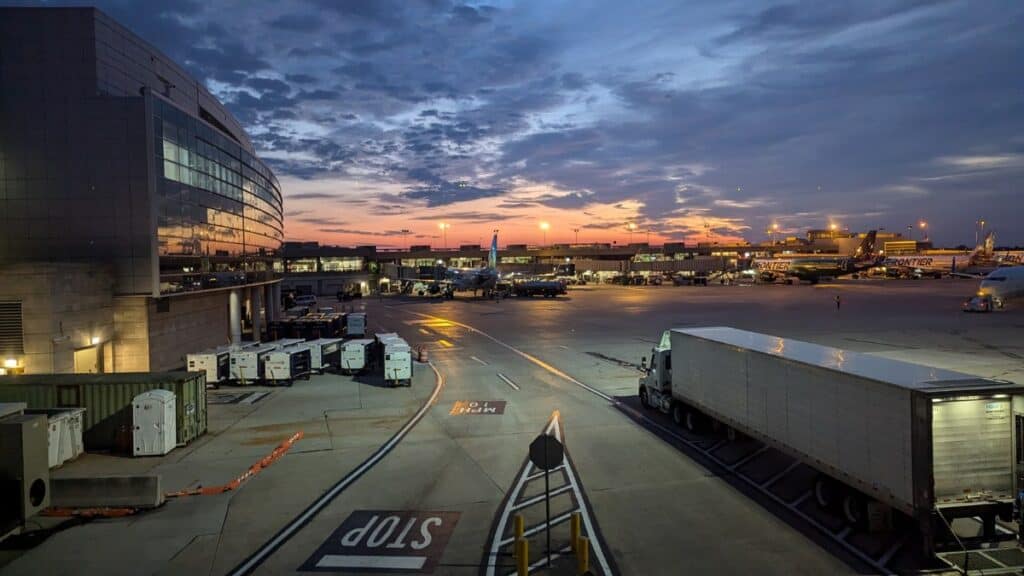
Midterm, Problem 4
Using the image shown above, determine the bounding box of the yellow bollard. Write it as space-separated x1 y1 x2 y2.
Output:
570 512 581 552
516 538 529 576
514 513 525 541
576 536 590 575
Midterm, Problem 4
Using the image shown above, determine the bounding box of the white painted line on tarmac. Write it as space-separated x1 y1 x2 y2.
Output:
316 555 427 569
393 309 614 402
227 363 446 576
551 414 613 576
470 355 488 366
510 483 573 511
497 372 520 391
485 416 559 576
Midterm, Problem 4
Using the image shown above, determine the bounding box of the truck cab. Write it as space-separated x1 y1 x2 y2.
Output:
639 330 673 413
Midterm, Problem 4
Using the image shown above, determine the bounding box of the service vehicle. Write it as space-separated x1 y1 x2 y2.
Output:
263 344 312 385
638 326 1023 557
962 294 994 312
228 343 279 383
376 333 413 387
346 312 367 337
306 337 344 373
339 338 373 374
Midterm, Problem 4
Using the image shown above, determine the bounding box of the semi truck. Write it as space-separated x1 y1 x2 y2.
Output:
638 326 1024 557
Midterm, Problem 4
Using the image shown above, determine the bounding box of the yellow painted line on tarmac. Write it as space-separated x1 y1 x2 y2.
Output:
437 339 454 348
419 328 431 335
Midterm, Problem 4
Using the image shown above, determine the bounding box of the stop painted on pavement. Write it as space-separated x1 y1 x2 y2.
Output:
300 510 460 573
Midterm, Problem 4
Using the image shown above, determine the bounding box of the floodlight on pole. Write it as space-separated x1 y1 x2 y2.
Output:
438 222 450 249
539 221 550 246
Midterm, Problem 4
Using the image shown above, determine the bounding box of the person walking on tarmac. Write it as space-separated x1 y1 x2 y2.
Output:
835 294 842 311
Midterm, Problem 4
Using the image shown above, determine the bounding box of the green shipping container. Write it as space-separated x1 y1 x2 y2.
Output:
0 372 207 452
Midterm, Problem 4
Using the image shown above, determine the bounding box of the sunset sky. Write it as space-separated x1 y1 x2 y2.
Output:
26 0 1024 247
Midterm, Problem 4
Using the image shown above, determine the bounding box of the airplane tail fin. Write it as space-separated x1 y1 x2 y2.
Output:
488 230 498 269
969 231 996 265
983 231 995 258
855 230 877 261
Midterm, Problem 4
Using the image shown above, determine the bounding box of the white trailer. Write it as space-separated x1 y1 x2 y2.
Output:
263 344 313 385
307 338 344 373
340 339 373 374
638 326 1024 557
229 343 279 383
271 338 307 349
186 346 233 387
346 312 367 337
379 335 412 387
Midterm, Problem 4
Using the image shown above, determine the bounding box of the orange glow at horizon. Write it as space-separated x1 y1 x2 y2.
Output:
280 175 747 248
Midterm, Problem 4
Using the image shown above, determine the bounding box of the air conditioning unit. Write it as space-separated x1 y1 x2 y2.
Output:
0 414 50 532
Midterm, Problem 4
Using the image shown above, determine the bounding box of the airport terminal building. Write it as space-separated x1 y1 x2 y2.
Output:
0 8 283 375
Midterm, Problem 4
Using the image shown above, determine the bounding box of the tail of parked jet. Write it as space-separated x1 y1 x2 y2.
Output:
968 231 997 266
854 230 878 261
487 230 498 270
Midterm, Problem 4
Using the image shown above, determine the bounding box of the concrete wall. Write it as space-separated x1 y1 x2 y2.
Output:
0 263 115 374
112 297 149 372
146 291 230 371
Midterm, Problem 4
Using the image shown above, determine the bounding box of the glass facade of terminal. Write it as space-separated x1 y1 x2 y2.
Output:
152 97 283 293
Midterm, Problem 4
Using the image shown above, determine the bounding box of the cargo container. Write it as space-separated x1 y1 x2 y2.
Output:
263 344 312 385
340 339 373 374
378 335 412 387
0 372 207 452
307 338 344 373
271 338 307 349
229 343 278 383
638 327 1024 557
346 312 367 337
186 343 259 387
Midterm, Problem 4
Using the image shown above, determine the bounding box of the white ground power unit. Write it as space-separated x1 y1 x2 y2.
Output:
263 344 313 385
229 343 278 383
307 338 344 373
380 336 413 387
340 339 373 374
132 390 177 457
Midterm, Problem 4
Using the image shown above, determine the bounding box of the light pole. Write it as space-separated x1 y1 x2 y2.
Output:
829 222 838 240
771 222 779 245
539 221 550 246
918 220 928 242
976 218 985 247
400 229 410 250
438 222 450 249
573 227 580 244
628 222 637 244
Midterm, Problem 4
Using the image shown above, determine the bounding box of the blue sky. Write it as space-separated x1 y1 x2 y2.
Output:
20 0 1024 246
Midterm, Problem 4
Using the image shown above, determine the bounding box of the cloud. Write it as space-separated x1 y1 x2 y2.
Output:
76 0 1024 245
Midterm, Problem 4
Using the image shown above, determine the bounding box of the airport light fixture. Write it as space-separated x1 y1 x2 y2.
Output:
438 222 450 249
3 358 17 368
539 221 550 246
628 222 637 244
90 336 101 345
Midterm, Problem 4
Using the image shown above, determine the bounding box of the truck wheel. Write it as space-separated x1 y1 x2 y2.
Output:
842 492 867 527
814 476 839 509
684 409 703 433
639 387 650 409
671 403 685 426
